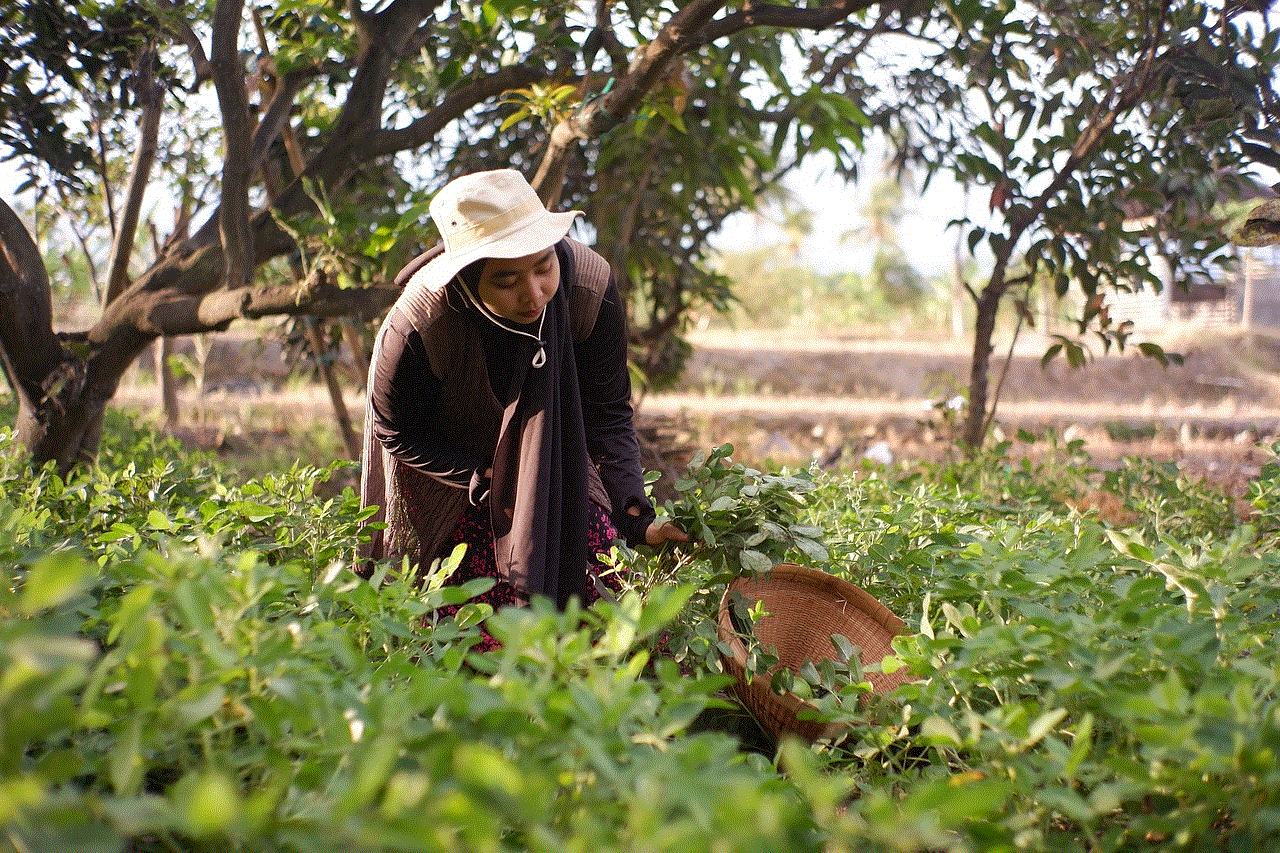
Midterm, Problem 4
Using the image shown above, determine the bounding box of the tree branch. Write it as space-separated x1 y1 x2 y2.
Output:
280 0 436 195
581 0 726 138
691 0 879 47
1019 7 1169 238
104 49 164 307
249 70 307 174
0 199 63 409
369 63 550 156
531 0 726 196
158 0 214 86
143 273 401 336
212 0 255 290
531 0 879 199
593 0 630 72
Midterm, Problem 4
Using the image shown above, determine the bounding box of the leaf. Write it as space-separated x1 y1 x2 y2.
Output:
20 553 97 615
1126 540 1155 562
1038 785 1095 823
1065 341 1086 369
146 509 174 531
708 495 737 512
110 718 144 796
738 549 773 574
920 715 962 747
1024 707 1068 749
498 108 529 132
797 660 822 685
173 684 226 727
174 771 240 836
1064 711 1094 778
1137 341 1174 366
652 100 688 134
100 521 140 543
791 536 829 562
229 501 281 522
967 227 986 254
831 633 858 664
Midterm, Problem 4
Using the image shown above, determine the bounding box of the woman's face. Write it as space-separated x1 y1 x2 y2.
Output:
477 247 560 324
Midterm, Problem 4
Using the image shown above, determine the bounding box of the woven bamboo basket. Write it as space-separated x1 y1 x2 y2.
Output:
716 563 911 743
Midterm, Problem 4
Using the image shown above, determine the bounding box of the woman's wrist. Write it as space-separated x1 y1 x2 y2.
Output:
623 501 656 547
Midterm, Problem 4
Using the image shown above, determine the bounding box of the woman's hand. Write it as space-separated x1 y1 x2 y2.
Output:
627 504 689 547
643 518 689 547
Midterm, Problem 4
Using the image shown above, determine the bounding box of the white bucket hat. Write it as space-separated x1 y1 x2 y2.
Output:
405 169 582 292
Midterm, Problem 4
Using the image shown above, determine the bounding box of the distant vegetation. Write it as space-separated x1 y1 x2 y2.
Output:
709 242 953 336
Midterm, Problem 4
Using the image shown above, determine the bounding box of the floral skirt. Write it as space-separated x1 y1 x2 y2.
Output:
430 499 624 651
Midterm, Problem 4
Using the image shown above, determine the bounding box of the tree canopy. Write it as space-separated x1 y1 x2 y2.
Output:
807 0 1280 445
1 0 1277 468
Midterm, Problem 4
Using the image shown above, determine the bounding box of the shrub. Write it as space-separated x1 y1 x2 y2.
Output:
5 415 1280 851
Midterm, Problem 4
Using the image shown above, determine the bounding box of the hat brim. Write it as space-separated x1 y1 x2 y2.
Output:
405 209 582 293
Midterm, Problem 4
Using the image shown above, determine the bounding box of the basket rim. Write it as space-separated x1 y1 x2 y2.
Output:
715 563 906 709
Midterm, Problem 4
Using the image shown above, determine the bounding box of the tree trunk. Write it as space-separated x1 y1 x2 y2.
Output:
1 195 397 470
104 49 164 307
951 233 966 342
307 317 361 460
157 336 181 429
0 199 107 474
963 282 1004 450
340 318 370 385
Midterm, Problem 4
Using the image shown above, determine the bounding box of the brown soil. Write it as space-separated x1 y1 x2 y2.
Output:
118 325 1280 497
639 327 1280 494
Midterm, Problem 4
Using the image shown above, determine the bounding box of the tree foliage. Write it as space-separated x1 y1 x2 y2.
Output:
0 0 154 193
1 0 1277 468
0 0 887 472
803 0 1280 446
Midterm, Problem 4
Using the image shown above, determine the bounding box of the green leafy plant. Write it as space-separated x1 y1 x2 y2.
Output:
659 442 829 576
6 406 1280 851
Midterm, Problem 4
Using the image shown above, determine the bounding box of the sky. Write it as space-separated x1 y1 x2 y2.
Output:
708 153 969 280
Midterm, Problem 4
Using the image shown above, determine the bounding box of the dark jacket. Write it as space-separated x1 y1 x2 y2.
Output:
359 238 652 581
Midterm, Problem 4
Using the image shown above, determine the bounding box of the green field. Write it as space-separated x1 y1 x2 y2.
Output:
5 408 1280 852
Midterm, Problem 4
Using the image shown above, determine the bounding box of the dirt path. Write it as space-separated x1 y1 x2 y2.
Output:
639 328 1280 486
113 326 1280 491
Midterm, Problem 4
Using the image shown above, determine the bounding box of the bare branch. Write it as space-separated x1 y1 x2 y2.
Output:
593 0 630 72
531 0 727 196
143 274 401 336
691 0 880 47
52 185 104 304
815 7 913 89
580 0 725 137
284 0 436 194
531 0 879 199
249 71 308 173
158 0 214 85
104 49 165 307
369 63 550 156
94 119 117 237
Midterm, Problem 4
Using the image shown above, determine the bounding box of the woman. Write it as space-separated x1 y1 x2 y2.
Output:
359 169 686 645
